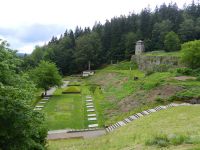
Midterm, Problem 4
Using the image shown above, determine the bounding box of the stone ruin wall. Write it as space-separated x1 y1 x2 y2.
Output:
131 55 181 72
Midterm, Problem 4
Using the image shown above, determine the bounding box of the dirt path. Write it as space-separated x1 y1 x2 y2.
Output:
47 129 106 140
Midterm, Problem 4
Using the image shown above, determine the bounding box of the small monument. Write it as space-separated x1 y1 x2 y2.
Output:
135 40 145 55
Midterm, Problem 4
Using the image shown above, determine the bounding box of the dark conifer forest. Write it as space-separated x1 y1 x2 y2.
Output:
22 2 200 75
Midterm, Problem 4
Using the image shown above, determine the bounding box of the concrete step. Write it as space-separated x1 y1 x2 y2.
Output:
124 118 131 123
118 121 126 126
136 113 143 117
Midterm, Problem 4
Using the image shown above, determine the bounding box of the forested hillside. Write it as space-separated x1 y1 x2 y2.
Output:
23 1 200 75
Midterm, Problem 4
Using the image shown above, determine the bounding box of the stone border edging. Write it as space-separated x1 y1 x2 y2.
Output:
106 103 191 132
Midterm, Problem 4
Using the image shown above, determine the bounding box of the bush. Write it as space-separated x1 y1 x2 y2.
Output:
164 31 181 52
62 86 81 94
176 68 193 75
68 81 81 86
146 135 169 147
146 134 198 147
181 40 200 69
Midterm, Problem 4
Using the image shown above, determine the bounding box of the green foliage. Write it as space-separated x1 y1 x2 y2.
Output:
164 31 181 52
68 81 81 86
176 68 193 75
146 134 200 147
30 61 62 95
75 32 102 71
179 19 196 42
151 20 172 50
0 41 47 149
62 86 81 94
181 40 200 69
124 32 138 58
103 61 137 70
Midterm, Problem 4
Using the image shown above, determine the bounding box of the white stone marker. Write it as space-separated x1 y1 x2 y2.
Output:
34 108 42 111
86 96 92 99
88 117 97 121
35 105 44 108
86 100 93 102
87 114 96 117
88 124 98 128
86 105 94 108
42 99 49 101
86 103 93 106
87 109 95 112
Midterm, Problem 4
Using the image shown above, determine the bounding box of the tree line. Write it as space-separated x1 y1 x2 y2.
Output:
22 1 200 75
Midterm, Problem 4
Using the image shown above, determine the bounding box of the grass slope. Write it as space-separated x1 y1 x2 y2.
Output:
84 61 200 126
48 105 200 150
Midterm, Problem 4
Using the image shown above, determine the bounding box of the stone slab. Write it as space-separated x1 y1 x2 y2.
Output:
86 100 93 102
86 96 92 99
149 109 156 112
118 121 126 126
87 109 95 112
129 115 137 120
35 105 44 108
88 117 97 121
88 124 98 128
87 114 96 117
34 108 42 110
39 101 46 104
86 103 93 106
42 99 49 101
86 105 94 108
136 113 143 117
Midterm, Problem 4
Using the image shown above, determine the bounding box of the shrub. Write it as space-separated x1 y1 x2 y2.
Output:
146 135 169 147
164 31 181 52
62 86 81 94
68 81 81 86
146 134 198 147
181 40 200 69
176 68 193 76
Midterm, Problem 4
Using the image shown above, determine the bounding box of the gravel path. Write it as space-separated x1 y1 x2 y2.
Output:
46 81 69 96
47 129 106 140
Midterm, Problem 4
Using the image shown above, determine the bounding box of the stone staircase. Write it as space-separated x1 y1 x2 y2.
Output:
106 103 191 132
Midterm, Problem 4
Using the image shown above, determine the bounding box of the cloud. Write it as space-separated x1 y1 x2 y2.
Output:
0 24 66 53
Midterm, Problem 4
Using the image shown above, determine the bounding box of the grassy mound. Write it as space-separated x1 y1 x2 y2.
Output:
62 86 81 94
48 106 200 149
68 81 81 86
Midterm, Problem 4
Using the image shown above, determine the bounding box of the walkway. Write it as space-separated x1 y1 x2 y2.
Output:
47 129 106 140
34 80 69 111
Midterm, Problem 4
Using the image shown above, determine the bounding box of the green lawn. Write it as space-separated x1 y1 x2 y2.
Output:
48 105 200 150
43 88 85 130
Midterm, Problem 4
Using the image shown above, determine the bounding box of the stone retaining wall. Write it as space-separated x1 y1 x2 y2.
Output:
131 55 181 72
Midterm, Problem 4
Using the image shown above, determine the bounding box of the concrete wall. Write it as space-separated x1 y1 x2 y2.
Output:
131 55 181 72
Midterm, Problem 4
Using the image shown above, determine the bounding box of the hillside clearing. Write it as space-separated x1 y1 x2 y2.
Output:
48 105 200 150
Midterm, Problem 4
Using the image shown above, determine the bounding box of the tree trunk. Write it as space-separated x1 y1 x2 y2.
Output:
45 90 47 96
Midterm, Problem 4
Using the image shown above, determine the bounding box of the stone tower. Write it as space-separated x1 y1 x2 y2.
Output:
135 40 145 55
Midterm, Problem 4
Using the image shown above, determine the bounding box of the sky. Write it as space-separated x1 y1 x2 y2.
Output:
0 0 194 54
